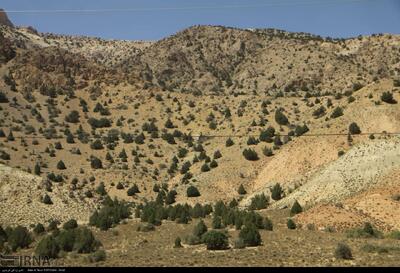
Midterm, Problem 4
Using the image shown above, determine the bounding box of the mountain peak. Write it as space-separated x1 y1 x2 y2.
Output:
0 9 14 27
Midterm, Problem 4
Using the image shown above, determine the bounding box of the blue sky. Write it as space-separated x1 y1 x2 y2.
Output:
2 0 400 40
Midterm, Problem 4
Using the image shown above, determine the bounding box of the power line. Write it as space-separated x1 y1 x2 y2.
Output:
4 0 375 14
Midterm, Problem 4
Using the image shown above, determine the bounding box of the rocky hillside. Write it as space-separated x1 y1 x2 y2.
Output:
125 25 400 95
0 164 96 226
0 24 152 67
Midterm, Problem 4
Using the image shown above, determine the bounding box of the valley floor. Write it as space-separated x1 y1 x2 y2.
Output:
16 209 400 267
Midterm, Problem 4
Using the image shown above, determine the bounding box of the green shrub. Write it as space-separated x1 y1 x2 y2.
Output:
225 138 234 147
127 184 140 196
381 92 397 104
209 160 218 168
238 184 247 195
35 235 59 259
90 156 103 169
287 219 296 230
89 197 131 231
96 183 107 196
294 124 309 136
42 194 53 205
330 107 344 118
290 200 303 216
239 224 262 247
55 230 75 252
8 226 32 251
193 220 208 238
201 230 229 250
335 243 353 260
63 219 78 230
65 110 80 123
249 193 269 210
187 186 201 197
73 227 100 253
57 160 67 170
174 237 182 248
242 148 259 161
349 122 361 135
47 220 59 232
262 147 273 157
275 109 289 125
312 106 326 118
271 183 283 201
33 223 45 235
212 216 222 229
201 163 210 172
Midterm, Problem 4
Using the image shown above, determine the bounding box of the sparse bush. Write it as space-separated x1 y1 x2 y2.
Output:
174 237 182 248
242 149 259 161
346 222 383 239
127 184 140 196
65 110 80 123
275 109 289 125
201 163 210 172
63 219 78 230
33 223 45 235
335 243 353 260
225 138 234 147
287 219 296 230
90 156 103 169
381 92 397 104
331 107 344 118
349 122 361 134
96 183 107 196
238 184 247 195
56 160 66 170
290 200 303 216
271 183 283 201
42 194 53 205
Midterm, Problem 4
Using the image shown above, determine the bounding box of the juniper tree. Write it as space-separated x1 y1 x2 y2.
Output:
290 200 303 216
238 184 247 195
271 183 283 201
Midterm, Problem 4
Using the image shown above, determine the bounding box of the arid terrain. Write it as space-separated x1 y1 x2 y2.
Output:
0 9 400 267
